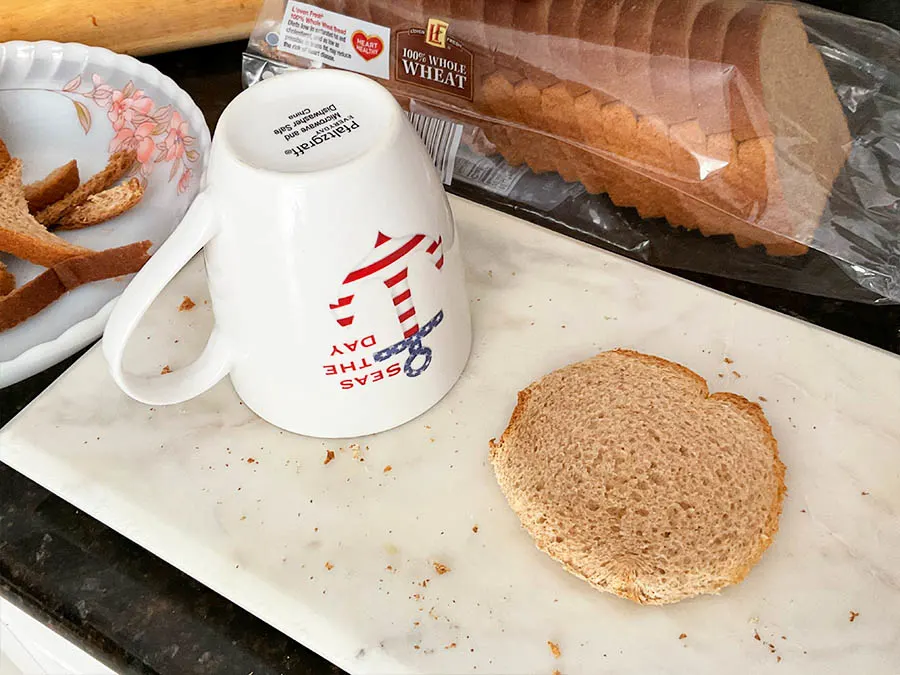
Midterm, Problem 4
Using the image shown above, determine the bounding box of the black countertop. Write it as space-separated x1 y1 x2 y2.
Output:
2 20 900 675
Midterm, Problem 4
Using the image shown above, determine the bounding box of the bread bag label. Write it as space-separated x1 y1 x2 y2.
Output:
395 26 473 101
277 1 390 80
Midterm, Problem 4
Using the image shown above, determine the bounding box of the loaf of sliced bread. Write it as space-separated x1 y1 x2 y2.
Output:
489 349 785 605
306 0 852 254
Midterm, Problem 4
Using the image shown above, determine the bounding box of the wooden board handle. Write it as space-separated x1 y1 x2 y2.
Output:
1 0 265 56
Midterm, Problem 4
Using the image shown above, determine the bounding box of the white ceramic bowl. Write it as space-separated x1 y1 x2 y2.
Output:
0 41 211 387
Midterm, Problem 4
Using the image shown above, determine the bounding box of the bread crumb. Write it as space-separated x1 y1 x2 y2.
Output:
178 296 195 311
246 457 256 464
414 645 420 650
472 525 479 533
386 565 394 571
160 365 172 375
732 370 741 378
548 641 561 658
759 396 768 402
324 449 335 465
678 633 687 640
445 643 457 649
861 491 869 496
325 561 334 571
433 561 451 575
552 671 561 675
849 610 859 622
724 357 734 364
717 373 723 378
754 630 761 641
776 656 782 663
240 515 246 521
383 465 392 473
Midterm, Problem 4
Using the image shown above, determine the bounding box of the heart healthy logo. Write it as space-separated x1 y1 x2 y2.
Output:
351 31 384 61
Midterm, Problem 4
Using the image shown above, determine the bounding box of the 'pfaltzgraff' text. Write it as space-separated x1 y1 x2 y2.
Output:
282 119 360 157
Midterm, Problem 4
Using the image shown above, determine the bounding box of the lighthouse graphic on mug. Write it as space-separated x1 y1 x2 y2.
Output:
324 230 447 390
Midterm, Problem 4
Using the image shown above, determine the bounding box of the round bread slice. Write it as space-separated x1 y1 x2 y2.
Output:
489 349 785 605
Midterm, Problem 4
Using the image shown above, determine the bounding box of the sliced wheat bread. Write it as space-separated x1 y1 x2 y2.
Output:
489 349 785 606
547 0 588 83
36 149 136 226
576 0 622 100
614 0 664 115
56 178 145 230
690 0 744 136
447 0 489 44
744 3 851 233
0 139 10 171
649 0 711 125
484 0 518 60
24 160 80 213
0 158 90 267
514 0 553 70
0 260 14 296
510 1 845 251
0 240 152 332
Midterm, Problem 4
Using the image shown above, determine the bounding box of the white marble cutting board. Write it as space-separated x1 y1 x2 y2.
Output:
2 196 899 675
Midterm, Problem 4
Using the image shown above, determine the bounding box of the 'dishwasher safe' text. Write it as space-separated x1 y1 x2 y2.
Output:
273 104 360 157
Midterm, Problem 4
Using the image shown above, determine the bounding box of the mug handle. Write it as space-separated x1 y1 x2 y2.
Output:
102 190 232 405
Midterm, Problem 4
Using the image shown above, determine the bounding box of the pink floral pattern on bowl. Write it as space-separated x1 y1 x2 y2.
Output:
59 73 199 193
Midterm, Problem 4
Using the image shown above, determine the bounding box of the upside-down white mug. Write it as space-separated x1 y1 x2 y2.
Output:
103 68 471 437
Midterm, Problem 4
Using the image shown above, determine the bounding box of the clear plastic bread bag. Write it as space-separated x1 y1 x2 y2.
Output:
243 0 900 304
